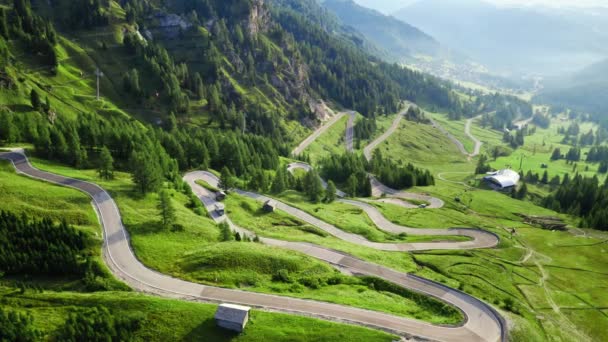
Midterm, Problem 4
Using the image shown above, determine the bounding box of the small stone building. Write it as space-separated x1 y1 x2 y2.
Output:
263 200 275 213
215 303 251 333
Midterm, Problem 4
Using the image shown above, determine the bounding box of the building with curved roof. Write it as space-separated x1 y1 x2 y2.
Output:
484 169 520 189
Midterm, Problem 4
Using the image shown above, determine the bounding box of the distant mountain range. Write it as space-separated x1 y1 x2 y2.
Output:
320 0 528 92
535 58 608 117
393 0 608 77
321 0 441 61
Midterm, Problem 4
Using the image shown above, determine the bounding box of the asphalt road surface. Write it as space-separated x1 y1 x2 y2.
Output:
345 111 356 152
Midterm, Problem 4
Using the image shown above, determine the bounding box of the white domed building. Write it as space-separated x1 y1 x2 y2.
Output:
484 169 520 190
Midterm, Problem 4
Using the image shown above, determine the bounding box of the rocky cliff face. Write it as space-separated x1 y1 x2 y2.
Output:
247 0 270 36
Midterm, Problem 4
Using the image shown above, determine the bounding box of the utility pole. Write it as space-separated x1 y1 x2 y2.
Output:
95 68 104 100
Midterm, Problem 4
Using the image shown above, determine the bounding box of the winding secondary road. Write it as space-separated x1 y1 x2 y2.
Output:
1 151 505 341
291 111 348 156
185 171 504 341
429 114 483 160
345 111 357 152
465 115 483 158
363 106 409 161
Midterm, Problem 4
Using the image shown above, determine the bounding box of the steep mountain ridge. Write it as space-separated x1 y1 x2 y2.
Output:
321 0 440 61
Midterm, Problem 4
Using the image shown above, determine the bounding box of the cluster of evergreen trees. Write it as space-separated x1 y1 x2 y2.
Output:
477 93 533 130
501 126 531 149
369 150 434 189
587 146 608 164
2 0 58 70
58 0 109 29
404 106 428 123
557 122 604 146
532 113 551 128
0 307 41 342
354 117 377 141
57 306 142 342
550 147 582 162
523 170 561 187
543 174 608 230
320 153 371 197
319 150 434 195
2 108 284 195
0 211 87 276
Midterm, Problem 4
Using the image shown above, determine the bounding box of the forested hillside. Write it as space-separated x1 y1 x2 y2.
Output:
0 0 469 192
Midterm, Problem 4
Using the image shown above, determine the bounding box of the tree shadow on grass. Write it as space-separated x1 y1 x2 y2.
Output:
183 318 241 341
7 104 34 113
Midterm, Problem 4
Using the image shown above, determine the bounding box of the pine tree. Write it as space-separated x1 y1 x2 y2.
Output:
346 174 358 197
218 166 233 191
550 148 561 160
517 183 528 200
0 110 16 143
270 167 286 194
219 222 232 242
157 189 176 230
325 180 337 203
97 146 114 180
130 149 162 194
30 89 41 111
0 8 8 38
304 170 323 203
541 170 549 184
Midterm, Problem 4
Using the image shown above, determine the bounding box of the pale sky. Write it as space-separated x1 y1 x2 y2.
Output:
353 0 608 15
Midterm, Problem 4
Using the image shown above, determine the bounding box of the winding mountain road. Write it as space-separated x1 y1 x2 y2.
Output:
363 106 409 161
429 114 484 160
1 150 506 341
345 111 357 152
185 171 505 341
291 111 348 156
465 115 483 158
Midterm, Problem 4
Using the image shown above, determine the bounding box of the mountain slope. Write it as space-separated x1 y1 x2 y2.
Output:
394 0 608 76
321 0 440 61
535 58 608 118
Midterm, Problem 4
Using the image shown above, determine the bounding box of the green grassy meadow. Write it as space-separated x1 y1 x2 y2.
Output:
489 117 605 182
304 114 349 164
428 112 475 153
1 288 396 342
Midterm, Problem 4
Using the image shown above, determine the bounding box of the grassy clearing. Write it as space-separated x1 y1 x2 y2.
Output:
428 112 474 153
489 117 604 182
0 288 396 342
379 120 470 174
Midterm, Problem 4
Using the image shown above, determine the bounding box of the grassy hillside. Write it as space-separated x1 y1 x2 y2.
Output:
1 289 396 341
0 159 399 341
